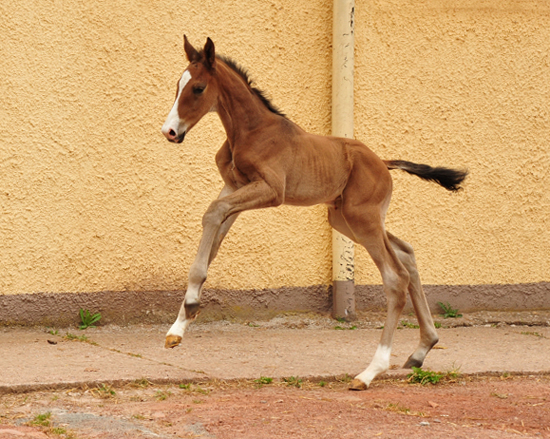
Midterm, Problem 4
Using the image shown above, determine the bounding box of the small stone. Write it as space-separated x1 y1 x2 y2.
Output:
419 421 430 427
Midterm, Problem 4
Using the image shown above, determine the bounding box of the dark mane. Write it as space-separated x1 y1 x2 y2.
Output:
216 54 287 118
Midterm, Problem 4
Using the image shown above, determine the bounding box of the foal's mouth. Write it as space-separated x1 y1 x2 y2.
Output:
165 130 186 143
173 131 186 143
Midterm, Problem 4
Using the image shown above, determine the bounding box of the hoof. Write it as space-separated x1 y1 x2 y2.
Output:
403 356 423 369
165 335 182 349
349 378 368 391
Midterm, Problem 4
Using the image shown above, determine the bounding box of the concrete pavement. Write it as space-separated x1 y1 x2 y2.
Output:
1 313 549 393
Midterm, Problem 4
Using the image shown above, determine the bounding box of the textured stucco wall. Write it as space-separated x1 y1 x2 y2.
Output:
354 0 550 287
1 1 549 313
0 0 333 296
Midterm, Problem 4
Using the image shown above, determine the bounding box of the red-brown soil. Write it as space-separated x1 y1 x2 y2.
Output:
1 375 548 439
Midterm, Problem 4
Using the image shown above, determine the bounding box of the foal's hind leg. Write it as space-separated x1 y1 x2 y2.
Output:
387 232 439 368
329 205 410 390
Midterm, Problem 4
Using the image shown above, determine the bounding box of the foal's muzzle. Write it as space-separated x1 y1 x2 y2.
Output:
163 128 186 143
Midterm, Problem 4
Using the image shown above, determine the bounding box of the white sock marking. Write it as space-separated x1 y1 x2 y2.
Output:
167 317 190 340
355 344 391 388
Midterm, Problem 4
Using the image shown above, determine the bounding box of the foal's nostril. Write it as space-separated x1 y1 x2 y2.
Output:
162 124 184 143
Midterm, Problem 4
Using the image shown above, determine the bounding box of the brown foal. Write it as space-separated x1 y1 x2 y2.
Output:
161 36 467 390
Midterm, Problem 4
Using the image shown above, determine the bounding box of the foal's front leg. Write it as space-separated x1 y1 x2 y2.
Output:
165 186 237 348
165 180 281 348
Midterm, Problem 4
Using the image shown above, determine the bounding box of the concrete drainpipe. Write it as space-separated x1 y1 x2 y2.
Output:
332 0 356 321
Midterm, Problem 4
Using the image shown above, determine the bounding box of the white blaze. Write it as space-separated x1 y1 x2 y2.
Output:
161 70 192 137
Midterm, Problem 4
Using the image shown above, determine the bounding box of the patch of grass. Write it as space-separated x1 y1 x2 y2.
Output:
337 374 352 384
64 332 93 343
318 381 327 387
437 302 463 319
407 366 461 385
283 376 302 388
434 321 442 329
521 331 545 338
92 383 116 399
254 376 273 386
132 414 147 420
29 413 77 438
407 367 443 385
334 325 357 330
79 308 102 330
386 403 411 415
194 385 210 395
178 383 210 395
445 365 462 381
155 390 172 401
64 332 98 346
30 412 52 427
132 378 151 388
401 321 420 329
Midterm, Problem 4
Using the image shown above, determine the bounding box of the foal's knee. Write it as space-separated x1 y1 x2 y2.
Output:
202 200 229 227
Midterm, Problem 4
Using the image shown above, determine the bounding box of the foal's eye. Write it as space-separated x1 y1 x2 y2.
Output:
193 85 205 95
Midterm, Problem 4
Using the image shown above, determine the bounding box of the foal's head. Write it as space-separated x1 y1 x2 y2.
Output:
161 36 218 143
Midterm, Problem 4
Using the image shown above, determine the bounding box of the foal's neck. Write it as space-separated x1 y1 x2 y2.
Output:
214 61 276 144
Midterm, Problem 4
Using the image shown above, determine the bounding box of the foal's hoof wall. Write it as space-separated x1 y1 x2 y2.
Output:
165 335 182 349
403 356 423 369
349 379 368 391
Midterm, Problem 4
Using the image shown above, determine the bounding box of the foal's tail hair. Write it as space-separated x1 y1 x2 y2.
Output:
384 160 468 192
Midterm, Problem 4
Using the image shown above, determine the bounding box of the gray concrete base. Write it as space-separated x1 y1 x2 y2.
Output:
1 282 549 326
332 280 356 321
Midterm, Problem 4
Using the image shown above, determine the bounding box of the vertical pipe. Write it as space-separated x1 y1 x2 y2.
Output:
332 0 356 321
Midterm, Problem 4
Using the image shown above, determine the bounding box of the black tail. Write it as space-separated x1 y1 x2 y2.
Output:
384 160 468 192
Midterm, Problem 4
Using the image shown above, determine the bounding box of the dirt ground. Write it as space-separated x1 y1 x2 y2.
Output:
1 374 549 439
1 310 549 438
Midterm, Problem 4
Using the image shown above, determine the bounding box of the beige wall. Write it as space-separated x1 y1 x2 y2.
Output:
0 1 549 301
354 0 550 286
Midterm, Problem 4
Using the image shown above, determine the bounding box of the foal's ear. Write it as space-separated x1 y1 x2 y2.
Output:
204 37 216 70
184 35 200 63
